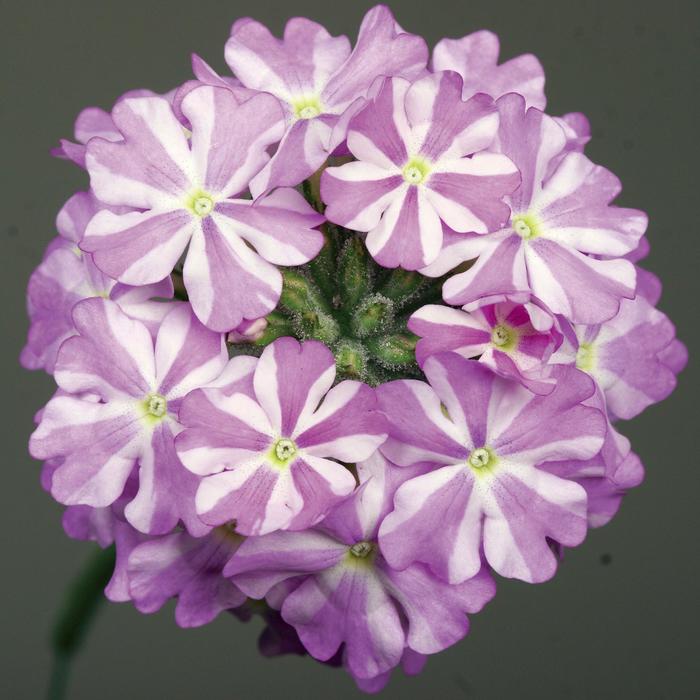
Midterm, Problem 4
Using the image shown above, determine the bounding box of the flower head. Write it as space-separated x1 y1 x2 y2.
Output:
553 287 686 420
224 5 428 195
432 29 546 108
21 192 174 373
409 300 561 393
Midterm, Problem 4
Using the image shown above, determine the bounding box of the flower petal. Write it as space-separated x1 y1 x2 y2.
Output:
55 298 156 400
154 304 227 402
214 188 324 266
183 216 282 331
181 85 285 198
253 338 336 436
433 30 545 108
86 96 193 208
82 208 195 286
295 380 387 461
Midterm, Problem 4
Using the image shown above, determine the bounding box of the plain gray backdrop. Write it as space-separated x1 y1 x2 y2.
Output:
1 1 698 698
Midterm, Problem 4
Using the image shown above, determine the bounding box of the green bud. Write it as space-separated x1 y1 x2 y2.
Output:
366 332 419 368
294 308 340 345
252 311 294 346
377 268 425 307
334 340 368 380
308 226 338 300
279 269 330 314
400 277 446 317
352 293 395 337
338 236 372 309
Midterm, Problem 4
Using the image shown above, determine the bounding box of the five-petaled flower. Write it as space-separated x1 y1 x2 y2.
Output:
30 298 229 535
81 85 325 331
175 337 388 535
226 452 496 683
442 93 647 324
322 71 520 270
376 353 606 583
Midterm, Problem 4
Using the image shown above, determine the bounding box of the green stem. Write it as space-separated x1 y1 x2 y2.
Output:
47 654 69 700
47 545 116 700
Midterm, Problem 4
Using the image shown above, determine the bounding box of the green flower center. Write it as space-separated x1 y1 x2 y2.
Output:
140 393 168 425
491 323 517 351
349 541 374 558
346 541 376 567
468 447 497 474
576 342 596 372
186 190 215 217
402 157 430 185
512 213 541 240
268 438 298 467
292 96 323 120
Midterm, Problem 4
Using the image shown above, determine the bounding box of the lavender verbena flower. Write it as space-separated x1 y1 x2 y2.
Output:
29 298 229 535
226 452 496 683
224 4 428 196
541 390 645 529
553 272 687 420
80 85 325 331
443 93 647 324
432 29 546 108
21 191 173 373
175 337 388 535
112 524 246 627
416 106 593 280
321 71 521 270
376 353 606 583
408 300 561 394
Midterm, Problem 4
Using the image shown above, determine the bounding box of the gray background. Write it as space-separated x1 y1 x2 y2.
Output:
1 0 698 698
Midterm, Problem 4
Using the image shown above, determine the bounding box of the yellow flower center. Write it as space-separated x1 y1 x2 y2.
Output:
346 541 376 568
140 393 168 425
186 190 216 217
576 342 596 372
349 541 374 558
402 157 430 185
512 213 541 240
292 95 323 120
490 324 518 352
467 447 497 474
268 438 298 467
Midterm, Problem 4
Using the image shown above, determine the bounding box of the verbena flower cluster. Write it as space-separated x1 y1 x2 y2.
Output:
24 5 687 692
